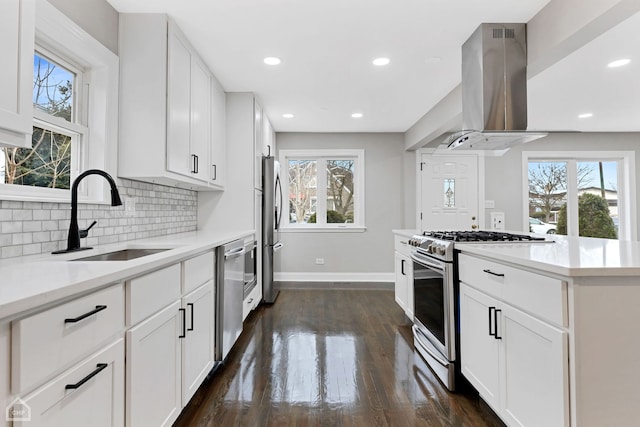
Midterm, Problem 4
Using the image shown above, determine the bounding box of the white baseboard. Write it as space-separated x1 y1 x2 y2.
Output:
274 272 394 283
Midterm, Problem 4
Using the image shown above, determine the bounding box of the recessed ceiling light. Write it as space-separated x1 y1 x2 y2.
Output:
607 58 630 68
351 113 363 118
282 113 294 118
372 57 390 66
578 113 593 119
264 57 281 65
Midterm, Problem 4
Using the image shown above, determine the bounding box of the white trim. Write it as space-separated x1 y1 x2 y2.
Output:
274 272 394 283
0 0 119 204
522 151 637 240
279 149 365 229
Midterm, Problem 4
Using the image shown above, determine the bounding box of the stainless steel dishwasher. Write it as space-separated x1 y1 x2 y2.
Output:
215 239 245 361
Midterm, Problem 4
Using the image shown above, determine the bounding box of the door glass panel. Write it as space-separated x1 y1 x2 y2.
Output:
528 161 566 235
576 161 619 239
326 159 354 223
413 262 445 346
444 179 455 208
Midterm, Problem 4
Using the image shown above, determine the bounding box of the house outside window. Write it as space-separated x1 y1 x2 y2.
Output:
0 51 86 192
280 149 365 230
523 151 636 240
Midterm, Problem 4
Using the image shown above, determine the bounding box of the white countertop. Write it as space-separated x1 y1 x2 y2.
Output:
457 234 640 277
392 229 418 239
0 230 253 320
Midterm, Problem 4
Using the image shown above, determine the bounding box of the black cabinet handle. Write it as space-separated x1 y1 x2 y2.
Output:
483 269 505 277
488 306 496 337
179 308 186 338
401 259 406 275
494 308 502 340
191 154 199 174
65 363 108 390
65 305 107 323
187 303 194 331
211 164 217 181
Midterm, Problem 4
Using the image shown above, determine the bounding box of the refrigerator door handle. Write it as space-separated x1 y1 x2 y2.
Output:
274 174 283 230
273 242 284 251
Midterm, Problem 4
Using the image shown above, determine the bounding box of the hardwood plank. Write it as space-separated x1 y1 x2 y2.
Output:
174 289 505 427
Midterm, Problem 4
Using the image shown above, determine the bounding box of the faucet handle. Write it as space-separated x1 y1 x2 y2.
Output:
79 221 97 239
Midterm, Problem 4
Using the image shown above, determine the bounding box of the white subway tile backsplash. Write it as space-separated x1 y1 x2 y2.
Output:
0 178 198 259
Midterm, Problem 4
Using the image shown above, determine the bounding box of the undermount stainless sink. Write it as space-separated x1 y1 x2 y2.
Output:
71 248 170 261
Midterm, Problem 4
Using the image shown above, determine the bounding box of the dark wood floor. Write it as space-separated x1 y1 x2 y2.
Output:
174 289 505 427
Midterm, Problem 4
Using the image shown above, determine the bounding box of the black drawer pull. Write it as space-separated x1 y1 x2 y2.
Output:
187 303 194 331
483 269 505 277
65 363 108 390
65 305 107 323
401 259 406 275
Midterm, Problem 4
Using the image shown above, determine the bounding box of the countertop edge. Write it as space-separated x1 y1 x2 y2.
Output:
0 230 254 321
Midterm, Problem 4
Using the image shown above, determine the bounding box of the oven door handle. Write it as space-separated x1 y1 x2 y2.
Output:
410 252 446 272
414 326 449 367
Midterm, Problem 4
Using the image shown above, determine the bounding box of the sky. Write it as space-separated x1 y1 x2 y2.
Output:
528 160 618 192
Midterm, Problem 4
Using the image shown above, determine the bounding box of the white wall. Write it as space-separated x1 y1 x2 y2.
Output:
274 132 406 281
484 132 640 233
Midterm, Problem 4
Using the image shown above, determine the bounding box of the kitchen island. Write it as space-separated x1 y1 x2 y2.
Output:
456 234 640 427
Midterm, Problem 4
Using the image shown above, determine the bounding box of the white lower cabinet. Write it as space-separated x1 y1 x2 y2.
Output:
126 301 182 427
394 250 414 320
460 283 569 427
181 280 214 403
15 339 124 427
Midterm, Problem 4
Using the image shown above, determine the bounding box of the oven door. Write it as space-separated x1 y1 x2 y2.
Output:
410 251 455 361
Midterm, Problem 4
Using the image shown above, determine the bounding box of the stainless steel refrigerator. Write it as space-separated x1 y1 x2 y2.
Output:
262 155 283 304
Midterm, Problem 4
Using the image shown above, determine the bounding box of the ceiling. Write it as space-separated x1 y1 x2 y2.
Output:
106 0 553 133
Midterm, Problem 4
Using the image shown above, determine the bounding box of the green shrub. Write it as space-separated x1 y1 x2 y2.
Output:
307 210 345 223
530 212 547 221
556 193 617 239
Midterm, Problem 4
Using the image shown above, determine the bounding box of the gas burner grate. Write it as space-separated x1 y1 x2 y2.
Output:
423 230 546 242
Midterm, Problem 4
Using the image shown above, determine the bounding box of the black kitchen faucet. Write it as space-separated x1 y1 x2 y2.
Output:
52 169 122 254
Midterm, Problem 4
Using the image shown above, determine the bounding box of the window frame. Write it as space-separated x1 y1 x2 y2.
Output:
0 0 118 204
279 149 366 232
522 151 637 240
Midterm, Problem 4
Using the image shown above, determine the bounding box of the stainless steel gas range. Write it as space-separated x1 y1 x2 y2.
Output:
408 230 548 391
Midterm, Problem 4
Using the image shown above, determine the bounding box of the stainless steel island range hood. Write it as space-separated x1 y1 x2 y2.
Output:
448 23 547 150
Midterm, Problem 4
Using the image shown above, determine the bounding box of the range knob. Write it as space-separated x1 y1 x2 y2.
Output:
436 245 446 255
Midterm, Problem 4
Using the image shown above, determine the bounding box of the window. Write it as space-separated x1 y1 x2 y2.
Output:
280 150 365 230
523 151 636 240
0 0 118 203
0 51 85 192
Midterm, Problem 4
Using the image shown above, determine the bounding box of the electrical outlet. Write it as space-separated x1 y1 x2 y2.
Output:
491 212 505 230
315 258 325 265
124 197 136 217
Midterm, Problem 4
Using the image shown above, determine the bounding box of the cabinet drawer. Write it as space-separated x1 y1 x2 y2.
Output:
127 264 181 326
394 235 413 258
12 284 124 394
242 284 261 321
183 251 214 294
458 253 567 326
13 339 124 427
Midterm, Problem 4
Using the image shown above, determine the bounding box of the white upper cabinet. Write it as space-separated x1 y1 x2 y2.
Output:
118 14 225 190
0 0 34 148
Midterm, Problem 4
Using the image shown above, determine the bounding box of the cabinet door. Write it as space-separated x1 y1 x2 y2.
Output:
166 25 192 177
459 283 501 410
189 56 211 182
210 75 226 187
500 304 569 427
15 339 124 427
0 0 34 147
394 252 408 312
182 281 214 404
126 301 182 427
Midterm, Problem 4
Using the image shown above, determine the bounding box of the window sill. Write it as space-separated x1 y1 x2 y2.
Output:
280 226 367 233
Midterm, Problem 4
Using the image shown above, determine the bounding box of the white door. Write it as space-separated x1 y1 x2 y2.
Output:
459 284 501 411
500 304 569 427
189 56 211 182
126 301 182 427
420 154 479 231
182 281 214 404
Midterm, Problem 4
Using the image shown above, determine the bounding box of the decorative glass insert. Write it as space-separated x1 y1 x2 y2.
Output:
444 179 455 208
